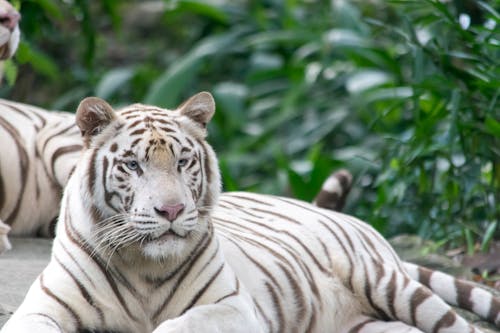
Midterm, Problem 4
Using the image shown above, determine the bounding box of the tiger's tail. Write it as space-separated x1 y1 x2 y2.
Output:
404 261 500 327
313 169 352 211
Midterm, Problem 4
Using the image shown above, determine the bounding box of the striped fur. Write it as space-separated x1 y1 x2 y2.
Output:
314 172 500 328
404 262 500 327
3 93 497 333
0 100 82 250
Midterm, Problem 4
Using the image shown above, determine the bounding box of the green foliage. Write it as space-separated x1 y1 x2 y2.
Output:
6 0 499 249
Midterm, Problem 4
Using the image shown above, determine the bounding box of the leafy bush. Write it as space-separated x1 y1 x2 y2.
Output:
6 0 499 249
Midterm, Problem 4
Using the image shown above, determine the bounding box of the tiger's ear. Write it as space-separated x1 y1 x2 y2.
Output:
76 97 116 146
178 92 215 129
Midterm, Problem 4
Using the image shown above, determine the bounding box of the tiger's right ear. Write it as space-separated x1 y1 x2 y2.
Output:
76 97 116 147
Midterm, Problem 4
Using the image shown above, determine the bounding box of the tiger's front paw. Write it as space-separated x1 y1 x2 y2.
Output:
0 221 12 254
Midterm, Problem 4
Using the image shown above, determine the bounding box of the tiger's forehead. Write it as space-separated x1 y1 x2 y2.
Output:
117 104 184 136
113 104 194 158
118 104 179 126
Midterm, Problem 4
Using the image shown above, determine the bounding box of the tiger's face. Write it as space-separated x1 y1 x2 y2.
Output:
75 93 220 260
0 0 20 60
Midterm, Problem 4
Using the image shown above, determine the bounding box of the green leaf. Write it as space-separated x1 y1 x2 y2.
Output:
28 0 63 20
484 116 500 137
478 1 500 21
3 59 17 86
481 221 497 252
464 229 475 255
15 41 59 80
175 0 229 24
144 31 241 107
246 30 313 47
346 70 392 94
219 158 239 192
286 167 311 200
95 67 136 100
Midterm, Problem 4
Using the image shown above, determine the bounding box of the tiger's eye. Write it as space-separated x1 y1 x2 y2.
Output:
126 160 139 170
178 158 188 167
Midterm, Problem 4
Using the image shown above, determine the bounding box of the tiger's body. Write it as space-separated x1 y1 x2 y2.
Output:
2 93 498 333
0 100 82 250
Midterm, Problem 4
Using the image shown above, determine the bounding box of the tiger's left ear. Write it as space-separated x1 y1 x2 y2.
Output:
76 97 117 147
178 92 215 129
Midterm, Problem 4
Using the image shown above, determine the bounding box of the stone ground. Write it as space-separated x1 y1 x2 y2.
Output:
0 236 498 331
0 238 52 326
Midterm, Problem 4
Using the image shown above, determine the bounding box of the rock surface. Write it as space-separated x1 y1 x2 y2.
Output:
0 237 52 326
0 235 498 331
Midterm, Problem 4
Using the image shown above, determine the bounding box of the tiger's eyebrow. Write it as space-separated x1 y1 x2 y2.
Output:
180 147 191 154
123 150 135 157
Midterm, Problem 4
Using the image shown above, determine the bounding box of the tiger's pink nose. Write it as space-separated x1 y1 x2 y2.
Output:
154 203 185 221
0 9 20 30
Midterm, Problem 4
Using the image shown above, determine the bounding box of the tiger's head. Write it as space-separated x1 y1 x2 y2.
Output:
0 0 20 60
73 92 221 260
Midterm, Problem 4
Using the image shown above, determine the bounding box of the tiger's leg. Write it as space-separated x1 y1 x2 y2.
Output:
352 264 483 333
0 219 11 253
343 315 424 333
152 295 263 333
1 313 63 333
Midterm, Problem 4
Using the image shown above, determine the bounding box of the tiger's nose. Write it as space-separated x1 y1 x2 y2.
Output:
154 203 185 222
0 9 20 30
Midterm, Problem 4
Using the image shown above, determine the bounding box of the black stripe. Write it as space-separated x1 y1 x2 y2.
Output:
53 254 105 325
386 270 397 318
348 318 377 333
50 144 82 184
213 278 240 304
265 281 285 332
226 193 274 207
40 121 78 154
63 201 138 322
152 228 214 321
432 310 456 333
226 237 283 294
276 262 308 324
410 286 432 325
0 115 30 225
180 264 225 315
40 272 82 328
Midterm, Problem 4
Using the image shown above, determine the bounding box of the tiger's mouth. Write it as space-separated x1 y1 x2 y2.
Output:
144 228 188 243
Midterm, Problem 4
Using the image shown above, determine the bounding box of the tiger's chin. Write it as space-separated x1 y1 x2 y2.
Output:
140 229 203 262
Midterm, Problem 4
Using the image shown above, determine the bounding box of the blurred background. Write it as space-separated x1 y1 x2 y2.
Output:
2 0 499 252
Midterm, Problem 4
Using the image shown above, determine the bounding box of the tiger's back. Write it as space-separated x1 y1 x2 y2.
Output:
217 193 365 332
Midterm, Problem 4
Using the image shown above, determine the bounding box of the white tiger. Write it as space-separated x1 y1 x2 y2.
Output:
0 100 82 251
2 92 498 333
